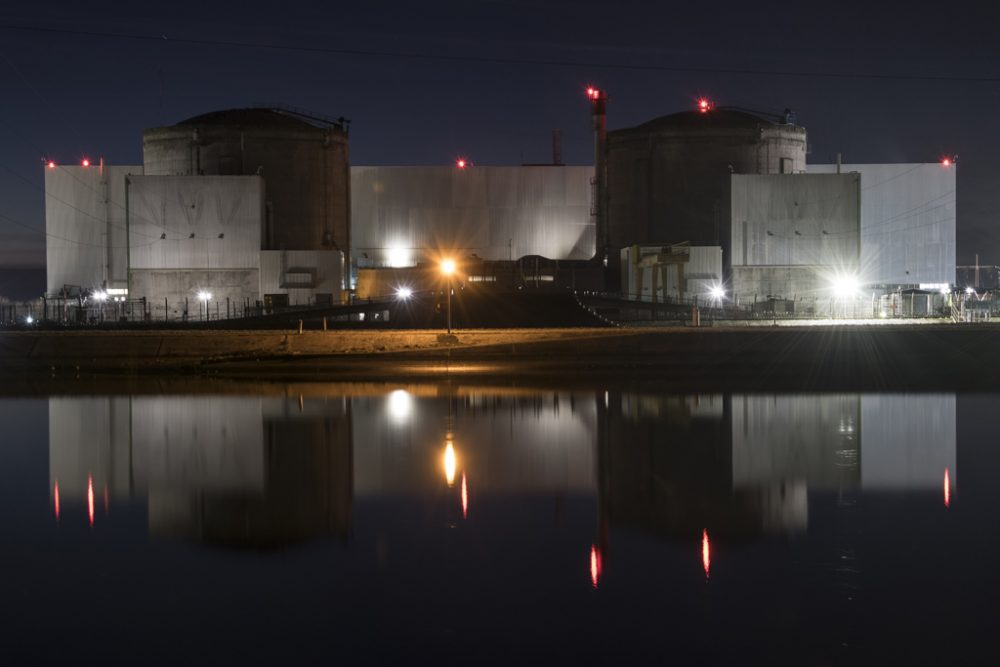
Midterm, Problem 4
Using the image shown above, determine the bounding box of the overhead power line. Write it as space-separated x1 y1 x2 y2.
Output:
1 23 999 85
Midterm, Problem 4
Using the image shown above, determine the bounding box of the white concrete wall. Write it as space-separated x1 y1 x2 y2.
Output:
730 173 861 299
259 249 344 304
127 175 263 271
808 163 956 286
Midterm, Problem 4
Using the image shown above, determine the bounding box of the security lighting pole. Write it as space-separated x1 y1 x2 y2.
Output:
441 259 456 333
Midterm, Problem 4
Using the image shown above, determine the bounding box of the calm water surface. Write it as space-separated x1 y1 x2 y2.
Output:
1 388 995 664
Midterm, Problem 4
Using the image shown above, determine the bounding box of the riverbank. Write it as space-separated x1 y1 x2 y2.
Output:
3 324 1000 391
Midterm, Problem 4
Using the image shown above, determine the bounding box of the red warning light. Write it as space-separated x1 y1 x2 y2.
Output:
47 160 56 169
586 86 601 100
456 158 467 169
941 158 952 167
81 158 90 167
697 98 712 113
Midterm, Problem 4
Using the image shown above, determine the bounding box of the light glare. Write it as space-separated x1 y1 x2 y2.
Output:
440 259 456 276
444 441 457 487
387 389 412 422
830 273 860 299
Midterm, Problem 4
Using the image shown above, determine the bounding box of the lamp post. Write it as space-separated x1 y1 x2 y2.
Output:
440 259 456 333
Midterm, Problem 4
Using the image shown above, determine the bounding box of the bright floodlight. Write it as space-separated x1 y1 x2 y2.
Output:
830 274 860 299
709 286 725 300
966 286 975 295
197 290 212 302
93 291 108 302
440 259 456 276
25 315 34 324
387 245 411 268
395 286 413 300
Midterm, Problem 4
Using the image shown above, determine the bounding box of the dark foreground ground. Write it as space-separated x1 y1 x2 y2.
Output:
3 324 1000 392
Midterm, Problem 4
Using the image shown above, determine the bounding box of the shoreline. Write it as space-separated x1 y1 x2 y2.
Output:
2 324 1000 391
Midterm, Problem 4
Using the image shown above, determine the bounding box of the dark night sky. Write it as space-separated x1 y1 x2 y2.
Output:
1 0 998 272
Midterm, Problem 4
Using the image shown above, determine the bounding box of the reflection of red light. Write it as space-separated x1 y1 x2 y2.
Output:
53 481 60 522
590 544 602 588
87 475 94 527
702 529 711 577
104 485 109 513
461 472 469 519
944 468 951 508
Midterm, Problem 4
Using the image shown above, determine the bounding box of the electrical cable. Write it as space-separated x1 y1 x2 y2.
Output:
2 22 999 85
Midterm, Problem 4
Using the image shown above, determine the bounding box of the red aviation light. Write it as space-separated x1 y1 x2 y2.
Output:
81 158 90 167
590 544 603 588
697 98 712 113
702 529 711 577
47 160 56 169
941 157 952 167
456 158 467 169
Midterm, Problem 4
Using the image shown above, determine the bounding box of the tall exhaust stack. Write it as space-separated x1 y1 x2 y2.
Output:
588 87 609 265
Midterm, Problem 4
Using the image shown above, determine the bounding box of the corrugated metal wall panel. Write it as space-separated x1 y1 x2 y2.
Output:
352 166 595 264
45 165 141 294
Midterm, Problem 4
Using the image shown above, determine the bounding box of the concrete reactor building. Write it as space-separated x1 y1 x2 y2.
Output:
46 107 350 319
42 94 957 321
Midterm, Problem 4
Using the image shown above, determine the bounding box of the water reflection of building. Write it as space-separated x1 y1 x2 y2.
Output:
352 390 597 498
48 390 956 554
49 396 352 548
599 393 957 544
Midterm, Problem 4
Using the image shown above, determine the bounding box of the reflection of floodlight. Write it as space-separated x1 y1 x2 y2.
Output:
197 291 212 302
440 259 456 276
387 389 412 422
830 274 860 299
443 441 457 487
709 285 725 300
395 286 413 300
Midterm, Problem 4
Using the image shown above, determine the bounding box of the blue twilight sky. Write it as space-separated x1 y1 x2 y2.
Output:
1 0 998 270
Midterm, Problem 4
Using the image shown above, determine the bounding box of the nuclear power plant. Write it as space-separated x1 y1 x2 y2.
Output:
42 91 957 323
